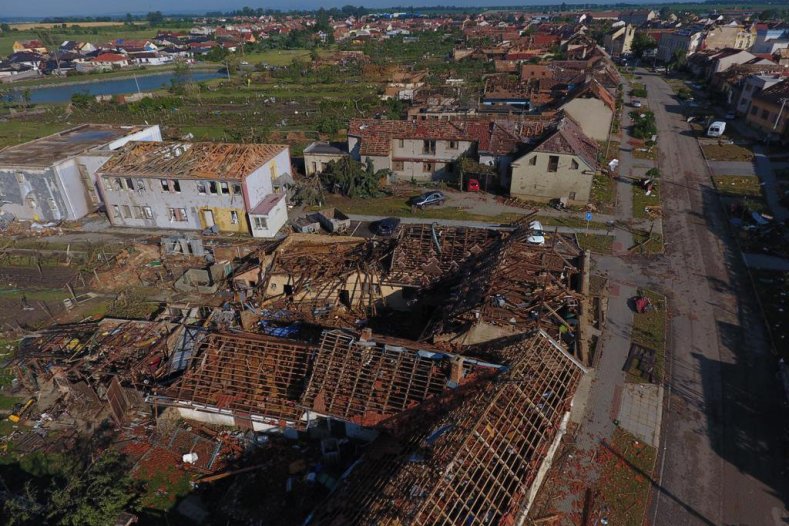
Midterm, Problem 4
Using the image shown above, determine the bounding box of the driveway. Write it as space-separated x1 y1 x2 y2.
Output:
639 70 788 526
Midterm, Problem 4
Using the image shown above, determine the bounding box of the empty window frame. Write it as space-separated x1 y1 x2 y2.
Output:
448 140 458 149
125 178 134 190
171 180 181 193
160 179 170 192
392 161 404 171
209 181 218 194
528 155 537 166
570 159 579 170
197 182 207 194
168 208 188 222
112 205 121 218
232 183 242 195
422 162 434 173
143 206 153 219
423 140 436 154
122 205 131 218
220 182 229 195
547 155 559 172
230 210 239 224
253 216 267 230
132 206 143 219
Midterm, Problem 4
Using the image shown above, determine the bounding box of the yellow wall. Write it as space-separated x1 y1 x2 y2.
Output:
197 206 248 233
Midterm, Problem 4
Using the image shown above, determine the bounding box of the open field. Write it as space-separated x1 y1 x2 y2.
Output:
9 22 148 30
242 49 314 65
711 175 763 197
701 143 755 162
598 428 657 526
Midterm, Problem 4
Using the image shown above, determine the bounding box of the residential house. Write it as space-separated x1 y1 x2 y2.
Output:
76 53 129 73
688 48 758 80
380 71 426 101
348 119 475 182
702 23 756 51
603 24 636 57
12 40 48 54
658 27 705 62
8 51 43 70
303 142 348 175
752 23 789 54
559 78 617 141
97 141 291 238
619 10 657 26
744 79 789 142
510 116 599 204
736 74 785 115
0 124 161 222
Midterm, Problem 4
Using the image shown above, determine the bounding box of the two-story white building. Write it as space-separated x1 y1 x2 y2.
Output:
97 141 290 238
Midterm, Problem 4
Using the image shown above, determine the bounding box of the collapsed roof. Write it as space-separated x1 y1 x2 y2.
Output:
307 330 586 526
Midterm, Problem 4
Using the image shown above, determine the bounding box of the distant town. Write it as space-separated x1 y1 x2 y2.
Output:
0 4 787 526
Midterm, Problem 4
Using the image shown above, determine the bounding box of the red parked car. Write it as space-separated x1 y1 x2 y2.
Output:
467 178 480 192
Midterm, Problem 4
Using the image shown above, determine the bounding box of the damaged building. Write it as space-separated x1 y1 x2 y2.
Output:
0 124 161 222
97 141 291 237
306 330 586 525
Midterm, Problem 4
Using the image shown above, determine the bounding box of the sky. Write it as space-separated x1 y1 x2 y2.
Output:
2 0 669 19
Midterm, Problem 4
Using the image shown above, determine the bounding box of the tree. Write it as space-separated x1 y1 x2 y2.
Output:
659 6 671 19
631 32 657 59
669 49 687 71
0 23 11 33
146 11 164 25
170 61 192 94
320 157 388 198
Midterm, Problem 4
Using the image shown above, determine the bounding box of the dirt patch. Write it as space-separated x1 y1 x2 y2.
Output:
701 144 754 162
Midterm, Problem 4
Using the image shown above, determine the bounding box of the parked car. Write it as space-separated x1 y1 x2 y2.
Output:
632 99 642 108
466 178 480 192
371 217 401 236
411 191 445 208
724 111 736 120
707 121 726 138
527 220 545 246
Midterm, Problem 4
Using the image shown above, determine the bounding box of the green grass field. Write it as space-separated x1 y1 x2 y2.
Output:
241 49 314 66
712 175 763 197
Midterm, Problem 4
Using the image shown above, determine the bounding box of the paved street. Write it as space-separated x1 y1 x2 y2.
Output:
637 70 788 525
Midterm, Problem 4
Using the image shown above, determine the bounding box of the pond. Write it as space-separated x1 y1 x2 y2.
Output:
7 70 226 104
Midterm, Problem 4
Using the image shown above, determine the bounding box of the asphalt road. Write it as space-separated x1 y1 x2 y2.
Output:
640 70 788 525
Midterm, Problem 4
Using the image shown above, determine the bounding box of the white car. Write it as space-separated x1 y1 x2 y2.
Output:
632 100 642 108
527 220 545 245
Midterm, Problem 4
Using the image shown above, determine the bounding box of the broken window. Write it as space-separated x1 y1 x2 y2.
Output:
160 179 169 192
449 141 458 149
528 156 537 166
220 182 229 195
209 181 218 194
423 140 436 155
570 159 579 170
232 183 242 195
15 172 24 184
253 216 267 230
168 208 188 222
136 179 145 191
171 180 181 193
197 182 206 194
125 178 134 190
547 155 559 172
422 162 434 173
122 205 131 218
398 138 405 148
114 178 124 191
270 164 277 181
230 210 239 224
48 198 58 211
143 206 153 219
103 177 112 191
392 161 404 171
112 205 121 218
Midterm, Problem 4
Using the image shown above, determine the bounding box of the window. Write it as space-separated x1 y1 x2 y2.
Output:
48 198 58 211
230 210 239 224
112 205 121 218
197 182 206 194
570 159 579 170
449 141 458 149
762 109 770 120
114 178 123 191
270 164 277 181
528 156 537 166
171 179 181 193
253 216 268 230
398 138 405 148
422 162 434 173
569 192 577 200
132 206 143 219
122 205 131 218
102 177 112 191
136 179 145 191
160 179 169 192
125 178 134 191
209 181 218 194
143 206 153 219
220 182 229 195
15 172 24 184
392 161 404 171
168 208 188 222
232 183 242 195
423 140 436 155
547 155 559 172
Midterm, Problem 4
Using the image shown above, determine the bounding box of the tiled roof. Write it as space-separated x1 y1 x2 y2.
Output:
99 141 288 180
534 116 599 169
348 119 471 156
754 78 789 106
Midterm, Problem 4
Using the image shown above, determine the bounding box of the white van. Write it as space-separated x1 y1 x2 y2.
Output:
707 121 726 137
